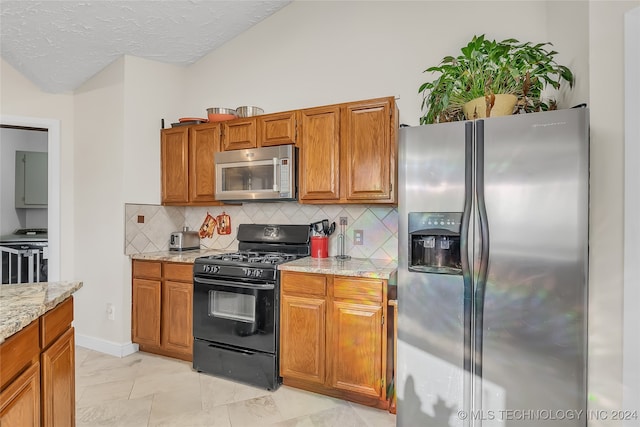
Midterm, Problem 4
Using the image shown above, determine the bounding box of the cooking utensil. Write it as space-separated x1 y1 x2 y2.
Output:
179 117 208 123
311 220 324 236
236 106 264 117
322 219 329 235
172 120 206 127
206 107 237 122
325 222 336 236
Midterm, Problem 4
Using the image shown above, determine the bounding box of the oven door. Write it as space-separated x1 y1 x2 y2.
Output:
193 275 278 354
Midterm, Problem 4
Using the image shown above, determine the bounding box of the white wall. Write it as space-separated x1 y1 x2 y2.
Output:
588 1 640 424
546 1 590 108
186 1 560 125
0 128 48 235
73 58 127 347
120 56 186 346
624 6 640 426
122 55 187 205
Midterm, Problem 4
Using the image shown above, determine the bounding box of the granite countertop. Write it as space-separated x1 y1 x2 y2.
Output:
0 281 83 343
130 249 231 263
278 257 397 280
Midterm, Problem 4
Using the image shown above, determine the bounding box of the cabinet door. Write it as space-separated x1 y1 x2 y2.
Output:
343 99 394 202
0 362 40 427
330 301 383 398
280 294 326 384
15 151 48 208
222 118 257 150
132 278 161 347
189 124 220 203
161 127 190 204
41 327 75 427
258 111 297 147
299 106 341 201
161 280 193 357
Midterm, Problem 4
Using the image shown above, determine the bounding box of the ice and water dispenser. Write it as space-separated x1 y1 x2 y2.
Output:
408 212 462 274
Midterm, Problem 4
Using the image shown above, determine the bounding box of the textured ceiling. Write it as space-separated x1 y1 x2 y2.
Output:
0 0 292 93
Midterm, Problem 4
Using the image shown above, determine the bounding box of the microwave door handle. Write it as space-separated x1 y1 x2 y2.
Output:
272 157 279 191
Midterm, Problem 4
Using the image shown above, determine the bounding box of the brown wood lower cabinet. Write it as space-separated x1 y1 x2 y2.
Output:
279 271 328 388
280 271 389 409
0 363 40 427
131 260 193 361
41 327 75 427
0 296 75 427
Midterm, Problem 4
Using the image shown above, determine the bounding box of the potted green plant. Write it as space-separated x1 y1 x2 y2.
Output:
419 35 575 124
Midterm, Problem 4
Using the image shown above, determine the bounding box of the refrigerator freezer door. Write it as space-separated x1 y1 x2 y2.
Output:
478 109 589 426
397 121 471 427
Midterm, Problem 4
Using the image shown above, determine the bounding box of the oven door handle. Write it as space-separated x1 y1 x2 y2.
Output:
194 276 275 290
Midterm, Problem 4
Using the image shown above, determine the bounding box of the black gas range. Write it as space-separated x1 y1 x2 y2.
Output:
192 224 310 390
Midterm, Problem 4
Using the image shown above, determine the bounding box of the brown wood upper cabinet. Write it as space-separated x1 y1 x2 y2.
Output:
298 106 341 201
222 118 257 151
258 111 298 147
299 97 398 205
221 111 298 151
161 123 221 206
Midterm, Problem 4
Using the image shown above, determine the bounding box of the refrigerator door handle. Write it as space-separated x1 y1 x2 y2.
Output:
461 121 474 427
474 120 490 424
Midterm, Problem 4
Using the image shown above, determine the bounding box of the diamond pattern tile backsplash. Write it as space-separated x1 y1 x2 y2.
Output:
124 203 398 260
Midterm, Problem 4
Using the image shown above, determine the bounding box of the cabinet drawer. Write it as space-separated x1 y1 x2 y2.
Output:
0 321 40 390
164 263 193 282
40 297 73 349
334 277 383 303
282 272 326 296
133 260 161 279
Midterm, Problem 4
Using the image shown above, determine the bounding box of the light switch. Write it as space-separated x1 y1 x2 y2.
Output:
354 229 363 245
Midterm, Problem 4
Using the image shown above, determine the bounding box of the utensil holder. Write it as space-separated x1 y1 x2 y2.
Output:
311 236 328 258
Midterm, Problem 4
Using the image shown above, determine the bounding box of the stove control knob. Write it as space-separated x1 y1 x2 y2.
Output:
203 265 219 274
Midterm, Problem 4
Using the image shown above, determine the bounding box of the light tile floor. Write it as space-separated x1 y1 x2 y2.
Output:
75 346 397 427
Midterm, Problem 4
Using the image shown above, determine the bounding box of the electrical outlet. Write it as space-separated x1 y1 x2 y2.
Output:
340 217 348 226
354 229 364 245
106 303 115 320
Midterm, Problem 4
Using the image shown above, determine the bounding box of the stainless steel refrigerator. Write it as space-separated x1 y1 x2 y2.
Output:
397 108 589 427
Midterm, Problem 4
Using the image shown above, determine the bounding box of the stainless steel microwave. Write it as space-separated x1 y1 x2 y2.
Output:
215 145 297 202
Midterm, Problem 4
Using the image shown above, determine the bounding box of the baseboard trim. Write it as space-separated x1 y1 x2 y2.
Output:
75 334 139 358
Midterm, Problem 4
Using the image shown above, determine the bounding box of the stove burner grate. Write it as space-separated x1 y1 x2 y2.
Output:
206 251 299 265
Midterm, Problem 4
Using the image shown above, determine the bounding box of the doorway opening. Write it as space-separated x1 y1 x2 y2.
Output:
0 115 60 281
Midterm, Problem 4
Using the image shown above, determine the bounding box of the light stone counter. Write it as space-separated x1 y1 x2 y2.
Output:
0 281 83 343
130 249 231 264
278 256 397 280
